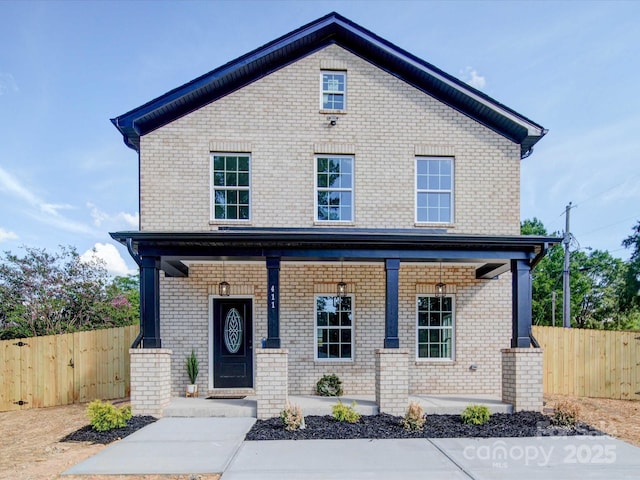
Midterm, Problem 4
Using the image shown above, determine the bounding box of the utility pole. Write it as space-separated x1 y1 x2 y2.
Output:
562 202 573 328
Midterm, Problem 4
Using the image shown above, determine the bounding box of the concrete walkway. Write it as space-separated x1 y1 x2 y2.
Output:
64 417 640 479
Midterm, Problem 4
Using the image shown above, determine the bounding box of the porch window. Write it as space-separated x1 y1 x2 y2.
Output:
316 156 353 222
416 157 453 223
321 71 346 110
416 295 454 360
316 295 353 360
211 154 250 220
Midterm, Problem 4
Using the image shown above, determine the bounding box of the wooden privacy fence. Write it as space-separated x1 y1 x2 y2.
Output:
0 325 138 411
532 325 640 400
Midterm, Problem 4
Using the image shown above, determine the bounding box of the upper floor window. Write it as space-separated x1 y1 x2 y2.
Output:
417 295 454 360
416 157 453 224
211 154 250 220
316 156 353 222
321 71 346 110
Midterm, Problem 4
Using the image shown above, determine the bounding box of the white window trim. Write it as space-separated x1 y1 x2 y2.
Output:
314 155 355 223
415 294 456 362
314 294 355 362
415 156 454 225
320 70 347 111
210 152 252 222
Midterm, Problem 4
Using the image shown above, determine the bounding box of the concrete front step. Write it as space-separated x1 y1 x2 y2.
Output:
163 394 511 418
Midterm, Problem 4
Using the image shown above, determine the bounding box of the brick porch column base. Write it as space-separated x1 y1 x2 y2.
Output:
375 348 409 416
255 348 288 419
129 348 172 417
501 348 543 412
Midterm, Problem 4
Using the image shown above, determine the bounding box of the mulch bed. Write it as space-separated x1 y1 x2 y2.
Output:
61 416 157 444
246 412 602 441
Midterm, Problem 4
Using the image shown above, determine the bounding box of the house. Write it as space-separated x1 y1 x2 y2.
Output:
110 12 558 419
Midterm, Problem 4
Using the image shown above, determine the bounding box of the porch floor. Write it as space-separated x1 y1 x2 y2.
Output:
162 394 512 418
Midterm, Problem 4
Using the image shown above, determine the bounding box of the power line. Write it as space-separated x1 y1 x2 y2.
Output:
574 172 640 208
574 213 640 238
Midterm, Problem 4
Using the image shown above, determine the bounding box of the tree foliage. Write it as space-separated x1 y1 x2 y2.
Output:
523 218 640 330
0 246 139 340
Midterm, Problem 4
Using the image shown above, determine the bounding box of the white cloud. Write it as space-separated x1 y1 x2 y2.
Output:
0 73 18 95
0 228 18 242
461 67 486 90
0 165 96 236
87 202 138 229
81 243 137 277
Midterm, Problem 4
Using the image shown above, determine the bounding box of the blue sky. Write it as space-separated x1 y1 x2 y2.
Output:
1 0 639 275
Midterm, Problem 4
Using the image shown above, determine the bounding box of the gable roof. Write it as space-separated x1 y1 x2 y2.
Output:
111 12 546 158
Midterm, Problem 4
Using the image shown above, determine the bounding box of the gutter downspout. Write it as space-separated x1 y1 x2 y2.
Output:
127 237 144 349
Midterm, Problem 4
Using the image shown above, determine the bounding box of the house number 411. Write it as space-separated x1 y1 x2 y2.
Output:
270 285 277 309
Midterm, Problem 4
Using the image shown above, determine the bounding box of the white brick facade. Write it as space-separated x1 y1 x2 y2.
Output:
139 45 520 235
502 348 544 411
127 39 541 416
129 348 172 417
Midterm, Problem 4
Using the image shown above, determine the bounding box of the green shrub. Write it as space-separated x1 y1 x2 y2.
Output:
316 374 343 397
552 400 581 426
280 402 305 431
186 349 199 384
87 399 132 432
332 401 361 423
461 404 491 426
402 401 426 431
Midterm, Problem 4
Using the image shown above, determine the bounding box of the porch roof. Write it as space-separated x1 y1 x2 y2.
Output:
111 228 560 280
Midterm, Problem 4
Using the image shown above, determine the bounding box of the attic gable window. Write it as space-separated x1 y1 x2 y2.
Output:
211 154 250 221
321 71 346 110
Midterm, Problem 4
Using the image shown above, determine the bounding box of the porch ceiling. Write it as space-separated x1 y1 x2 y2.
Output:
111 228 560 280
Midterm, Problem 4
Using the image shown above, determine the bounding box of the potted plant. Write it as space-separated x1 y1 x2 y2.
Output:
186 349 199 397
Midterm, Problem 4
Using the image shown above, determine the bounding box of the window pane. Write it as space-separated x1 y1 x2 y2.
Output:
317 312 327 326
239 190 249 204
329 344 340 358
238 157 249 171
215 191 226 205
215 205 225 219
340 297 352 310
440 159 451 175
226 172 237 186
329 329 339 343
318 344 328 358
238 173 249 186
318 174 328 188
328 312 339 326
227 190 237 204
340 173 352 189
317 158 328 172
226 156 237 171
418 312 429 326
226 206 237 219
341 159 352 174
214 172 225 186
341 329 351 343
318 206 328 221
418 344 429 358
329 191 341 205
213 156 224 170
418 329 428 343
341 206 352 221
239 206 249 219
429 329 440 342
329 207 340 220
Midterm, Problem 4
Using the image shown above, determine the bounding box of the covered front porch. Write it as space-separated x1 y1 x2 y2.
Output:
112 228 558 418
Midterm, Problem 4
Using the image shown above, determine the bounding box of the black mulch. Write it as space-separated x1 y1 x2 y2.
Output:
246 412 603 441
61 416 157 445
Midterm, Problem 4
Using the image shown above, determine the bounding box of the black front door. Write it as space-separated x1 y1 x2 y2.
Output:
213 299 253 388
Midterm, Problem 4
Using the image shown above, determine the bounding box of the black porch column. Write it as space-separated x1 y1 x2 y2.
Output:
511 259 532 348
384 259 400 348
265 256 281 348
140 256 161 348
